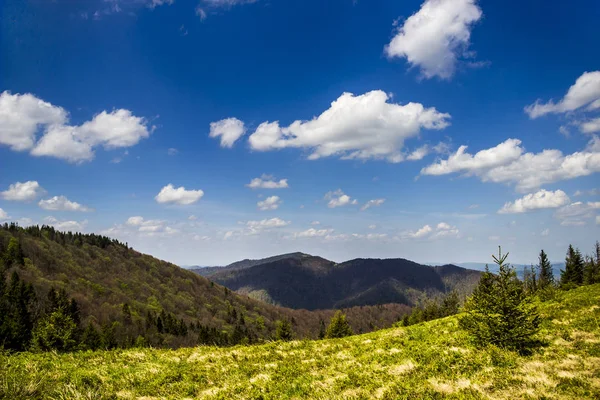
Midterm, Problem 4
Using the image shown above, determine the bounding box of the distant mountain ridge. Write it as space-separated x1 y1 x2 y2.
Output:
191 253 482 310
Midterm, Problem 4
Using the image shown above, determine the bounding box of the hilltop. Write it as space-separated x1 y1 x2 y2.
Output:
192 254 482 309
2 283 599 399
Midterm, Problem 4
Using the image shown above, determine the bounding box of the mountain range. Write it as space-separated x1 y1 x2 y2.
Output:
190 252 482 310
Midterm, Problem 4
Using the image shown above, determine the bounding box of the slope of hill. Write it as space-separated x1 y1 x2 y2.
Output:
197 255 482 310
0 224 409 346
3 284 598 399
457 262 565 279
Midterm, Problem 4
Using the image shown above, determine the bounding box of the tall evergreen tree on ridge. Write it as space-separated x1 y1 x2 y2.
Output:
325 311 353 339
537 249 554 290
561 245 584 287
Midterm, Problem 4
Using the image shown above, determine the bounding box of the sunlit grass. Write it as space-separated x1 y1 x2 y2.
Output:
1 284 599 399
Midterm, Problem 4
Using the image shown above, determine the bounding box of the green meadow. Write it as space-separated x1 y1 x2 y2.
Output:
2 284 599 399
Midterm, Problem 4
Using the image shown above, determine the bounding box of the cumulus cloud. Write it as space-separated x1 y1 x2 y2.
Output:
498 189 570 214
554 201 600 226
0 91 151 163
406 224 433 239
246 174 289 189
0 208 9 220
257 196 281 211
580 117 600 134
155 184 204 205
360 198 386 211
385 0 482 80
324 189 358 208
294 228 334 238
248 90 450 162
402 221 459 240
44 216 87 232
406 145 430 161
246 217 289 230
38 195 93 212
209 118 246 148
525 71 600 118
1 181 45 201
421 136 600 191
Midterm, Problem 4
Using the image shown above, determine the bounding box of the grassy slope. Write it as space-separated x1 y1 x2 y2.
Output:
2 284 599 400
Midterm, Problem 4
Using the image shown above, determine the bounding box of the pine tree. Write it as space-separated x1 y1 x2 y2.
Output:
459 247 541 353
318 319 326 339
31 309 78 352
440 291 460 317
275 319 293 341
561 245 584 287
325 311 353 339
537 249 554 289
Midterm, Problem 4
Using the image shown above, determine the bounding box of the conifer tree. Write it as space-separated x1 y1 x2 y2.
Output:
459 247 540 353
325 311 353 339
275 319 293 341
537 249 554 289
561 245 584 287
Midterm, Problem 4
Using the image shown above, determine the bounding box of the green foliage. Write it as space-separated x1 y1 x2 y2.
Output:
561 245 585 287
31 310 78 352
275 319 293 341
325 311 353 339
1 284 599 399
459 247 541 353
583 241 600 285
537 249 554 289
3 237 24 267
399 291 461 327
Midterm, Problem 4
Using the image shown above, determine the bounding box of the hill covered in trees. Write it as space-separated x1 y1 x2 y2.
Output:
193 254 482 310
0 224 411 351
3 282 598 399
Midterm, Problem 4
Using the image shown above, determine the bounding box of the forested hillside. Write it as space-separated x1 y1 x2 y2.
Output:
196 254 482 309
0 224 410 351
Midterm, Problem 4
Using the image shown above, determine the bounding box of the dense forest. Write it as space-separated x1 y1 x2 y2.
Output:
0 224 410 352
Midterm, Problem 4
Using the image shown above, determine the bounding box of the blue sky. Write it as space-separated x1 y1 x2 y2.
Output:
1 0 599 266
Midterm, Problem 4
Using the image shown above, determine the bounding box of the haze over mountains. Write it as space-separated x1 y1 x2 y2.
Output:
191 253 482 310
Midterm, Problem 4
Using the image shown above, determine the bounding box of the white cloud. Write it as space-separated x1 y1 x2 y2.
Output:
597 215 600 225
406 224 433 239
126 216 145 226
257 196 281 211
44 216 87 232
155 184 204 205
421 137 600 192
246 174 289 189
554 201 600 226
580 117 600 134
0 91 67 151
402 221 459 240
468 204 479 209
148 0 174 9
209 118 246 148
360 198 386 211
248 90 450 162
324 189 358 208
311 221 320 225
294 228 334 238
38 195 93 212
525 71 600 118
1 181 45 201
541 228 550 236
241 217 290 235
368 224 377 229
188 215 198 221
167 148 178 156
0 208 9 220
384 0 482 80
195 6 207 20
406 145 430 161
488 235 500 241
573 188 599 197
0 91 151 163
498 189 570 214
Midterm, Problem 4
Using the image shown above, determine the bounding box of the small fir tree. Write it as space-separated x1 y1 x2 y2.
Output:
325 311 353 339
459 247 541 353
275 319 293 341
